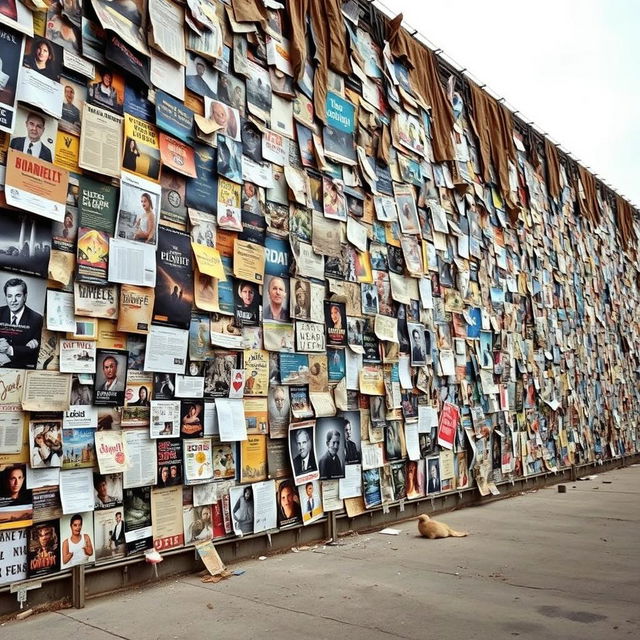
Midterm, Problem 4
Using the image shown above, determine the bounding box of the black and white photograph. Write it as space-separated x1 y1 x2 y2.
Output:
314 417 346 480
0 271 46 369
427 456 442 494
288 422 318 485
347 317 364 352
203 351 239 397
230 484 254 536
241 118 262 163
369 394 386 424
267 385 290 436
0 210 51 277
290 278 310 320
115 173 161 245
93 349 128 406
408 322 427 366
361 282 379 315
341 411 362 465
384 421 403 462
217 134 243 183
246 59 271 117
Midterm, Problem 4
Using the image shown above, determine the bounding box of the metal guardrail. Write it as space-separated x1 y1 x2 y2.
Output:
1 453 635 617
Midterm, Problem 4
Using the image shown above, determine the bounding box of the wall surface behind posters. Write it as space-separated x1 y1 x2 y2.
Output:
0 0 638 603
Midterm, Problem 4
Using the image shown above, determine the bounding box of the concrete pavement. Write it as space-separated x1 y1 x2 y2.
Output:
3 465 639 639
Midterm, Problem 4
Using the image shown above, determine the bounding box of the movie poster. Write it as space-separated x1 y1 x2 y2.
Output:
156 439 183 487
152 226 193 329
27 519 60 578
123 486 152 555
93 348 128 406
0 210 51 278
0 271 46 370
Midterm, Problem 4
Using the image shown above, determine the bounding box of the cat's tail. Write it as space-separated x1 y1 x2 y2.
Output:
448 529 469 537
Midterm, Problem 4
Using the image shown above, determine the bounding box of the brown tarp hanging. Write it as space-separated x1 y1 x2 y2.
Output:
387 14 455 163
285 0 309 83
284 0 351 123
615 194 637 249
231 0 268 30
578 165 600 226
467 81 517 220
544 138 561 201
468 81 492 184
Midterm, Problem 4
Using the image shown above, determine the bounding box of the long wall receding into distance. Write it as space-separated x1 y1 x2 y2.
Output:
0 0 638 612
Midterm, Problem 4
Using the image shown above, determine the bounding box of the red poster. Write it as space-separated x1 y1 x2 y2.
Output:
437 402 459 450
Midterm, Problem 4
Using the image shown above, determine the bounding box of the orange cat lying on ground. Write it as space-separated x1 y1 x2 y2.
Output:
417 514 468 539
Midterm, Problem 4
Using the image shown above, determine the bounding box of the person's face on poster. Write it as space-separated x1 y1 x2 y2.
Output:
8 467 24 498
5 282 27 313
327 432 340 456
102 357 117 381
240 284 255 307
296 430 311 458
269 277 286 306
26 115 45 142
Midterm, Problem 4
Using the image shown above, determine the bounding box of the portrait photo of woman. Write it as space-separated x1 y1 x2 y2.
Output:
23 38 60 81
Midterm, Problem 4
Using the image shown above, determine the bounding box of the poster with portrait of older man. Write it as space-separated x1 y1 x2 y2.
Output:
94 348 128 406
0 271 46 369
314 417 346 480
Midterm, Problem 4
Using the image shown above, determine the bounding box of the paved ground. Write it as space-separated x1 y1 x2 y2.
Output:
2 465 639 639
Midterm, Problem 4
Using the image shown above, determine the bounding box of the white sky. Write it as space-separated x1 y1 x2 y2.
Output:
376 0 640 207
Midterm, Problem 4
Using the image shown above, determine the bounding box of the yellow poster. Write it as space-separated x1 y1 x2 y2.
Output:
55 131 81 173
191 242 226 279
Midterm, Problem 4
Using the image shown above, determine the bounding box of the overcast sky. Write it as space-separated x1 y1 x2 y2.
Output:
377 0 640 207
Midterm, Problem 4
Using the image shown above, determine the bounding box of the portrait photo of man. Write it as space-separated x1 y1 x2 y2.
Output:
318 428 344 479
94 349 127 405
0 275 45 369
110 511 126 555
343 416 362 465
408 322 426 366
10 111 52 161
427 457 441 494
185 54 215 98
290 426 317 477
60 83 81 132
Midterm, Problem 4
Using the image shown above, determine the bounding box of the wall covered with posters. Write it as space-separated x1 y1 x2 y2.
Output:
0 0 638 588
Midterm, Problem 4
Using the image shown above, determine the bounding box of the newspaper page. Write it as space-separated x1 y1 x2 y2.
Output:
252 479 277 533
59 467 94 514
150 485 184 551
78 103 123 178
22 371 72 411
123 428 157 488
90 0 149 55
143 325 188 374
148 0 186 65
